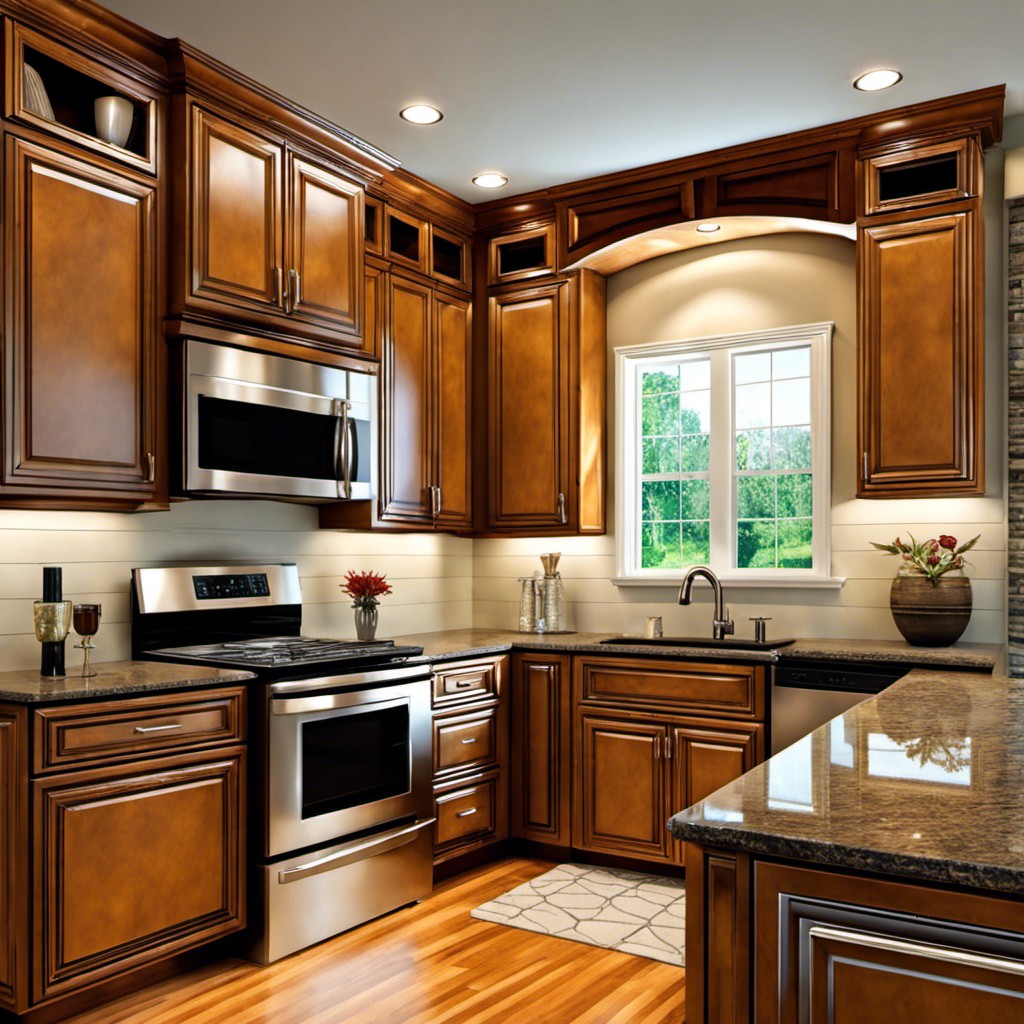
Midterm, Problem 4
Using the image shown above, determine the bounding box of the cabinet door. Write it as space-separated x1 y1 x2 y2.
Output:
380 275 432 522
0 710 26 1012
575 712 670 862
434 292 472 529
33 752 245 1003
858 210 982 496
672 722 762 810
488 282 571 531
190 105 283 314
511 654 571 845
288 152 362 340
4 136 157 503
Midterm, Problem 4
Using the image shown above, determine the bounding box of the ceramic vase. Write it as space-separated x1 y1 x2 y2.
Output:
889 571 972 647
354 604 378 641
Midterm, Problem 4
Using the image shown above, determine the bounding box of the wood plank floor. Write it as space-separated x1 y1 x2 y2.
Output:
63 857 685 1024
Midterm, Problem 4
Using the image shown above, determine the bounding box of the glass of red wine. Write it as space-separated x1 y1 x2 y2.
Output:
73 604 102 678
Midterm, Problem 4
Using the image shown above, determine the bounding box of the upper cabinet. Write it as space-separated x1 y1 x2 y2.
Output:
165 43 397 357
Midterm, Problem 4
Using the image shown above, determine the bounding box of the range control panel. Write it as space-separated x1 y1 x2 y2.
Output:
193 573 271 600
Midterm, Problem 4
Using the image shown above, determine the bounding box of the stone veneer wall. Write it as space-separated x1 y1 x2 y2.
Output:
1009 197 1024 675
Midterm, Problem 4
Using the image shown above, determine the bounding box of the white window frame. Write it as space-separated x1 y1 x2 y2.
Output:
614 321 838 587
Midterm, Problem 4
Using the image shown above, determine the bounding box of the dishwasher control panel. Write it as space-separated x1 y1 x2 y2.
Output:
774 660 908 694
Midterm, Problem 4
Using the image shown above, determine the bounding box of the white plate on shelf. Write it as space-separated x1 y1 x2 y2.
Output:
23 64 54 121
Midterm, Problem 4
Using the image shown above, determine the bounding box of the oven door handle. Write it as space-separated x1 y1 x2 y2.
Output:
271 692 411 716
277 818 435 884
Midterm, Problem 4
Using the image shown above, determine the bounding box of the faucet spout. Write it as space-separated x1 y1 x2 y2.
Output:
678 566 734 641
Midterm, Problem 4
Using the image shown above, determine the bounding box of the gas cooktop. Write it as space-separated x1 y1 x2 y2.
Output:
148 636 423 669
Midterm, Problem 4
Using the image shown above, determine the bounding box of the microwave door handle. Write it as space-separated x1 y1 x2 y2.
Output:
333 399 352 499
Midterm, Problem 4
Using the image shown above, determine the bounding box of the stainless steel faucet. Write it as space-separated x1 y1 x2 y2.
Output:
678 566 734 640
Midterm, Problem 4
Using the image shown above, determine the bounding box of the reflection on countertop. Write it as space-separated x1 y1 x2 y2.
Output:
669 668 1024 892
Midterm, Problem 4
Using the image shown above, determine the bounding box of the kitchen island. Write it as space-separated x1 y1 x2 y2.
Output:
670 668 1024 1022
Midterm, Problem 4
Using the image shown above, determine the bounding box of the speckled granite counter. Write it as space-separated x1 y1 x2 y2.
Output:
669 668 1024 892
386 628 1002 671
0 661 255 703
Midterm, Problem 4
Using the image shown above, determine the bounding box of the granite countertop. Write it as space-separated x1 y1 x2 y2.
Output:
0 661 255 704
387 628 1002 671
669 668 1024 893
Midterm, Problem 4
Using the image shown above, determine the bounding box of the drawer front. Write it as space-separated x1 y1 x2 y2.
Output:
34 688 246 772
576 657 763 719
434 778 496 848
434 707 497 775
432 658 501 707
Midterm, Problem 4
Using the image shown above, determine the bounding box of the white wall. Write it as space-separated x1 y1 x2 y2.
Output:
473 228 1007 645
0 501 473 673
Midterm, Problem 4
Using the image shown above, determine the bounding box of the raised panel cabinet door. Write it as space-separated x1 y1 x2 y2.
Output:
575 712 670 862
510 654 571 845
288 153 363 340
488 282 571 530
433 292 472 529
5 136 156 499
858 210 982 496
33 752 245 1003
380 275 432 522
191 105 283 313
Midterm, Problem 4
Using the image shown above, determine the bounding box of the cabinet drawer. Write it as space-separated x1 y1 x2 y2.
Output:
432 659 501 706
434 707 496 775
34 688 246 773
576 657 764 719
434 777 496 847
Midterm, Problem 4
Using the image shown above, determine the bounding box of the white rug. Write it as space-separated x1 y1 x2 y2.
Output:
470 863 685 966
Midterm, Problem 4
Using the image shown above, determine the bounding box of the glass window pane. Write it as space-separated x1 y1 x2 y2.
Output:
642 521 681 569
642 393 680 436
735 429 771 471
680 479 710 520
680 434 710 472
772 379 810 426
642 366 679 394
734 352 771 385
772 347 810 379
736 476 775 519
777 473 813 518
680 389 710 433
642 480 680 521
681 359 711 391
735 382 771 429
681 521 710 564
643 437 680 474
778 519 813 568
737 520 777 568
772 426 812 470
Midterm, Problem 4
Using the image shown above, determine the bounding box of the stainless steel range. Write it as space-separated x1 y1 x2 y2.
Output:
131 564 435 964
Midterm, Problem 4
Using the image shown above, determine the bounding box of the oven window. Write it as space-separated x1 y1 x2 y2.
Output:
300 704 410 818
198 396 338 480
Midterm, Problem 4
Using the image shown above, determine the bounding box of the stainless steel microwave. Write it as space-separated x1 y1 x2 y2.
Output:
183 340 376 501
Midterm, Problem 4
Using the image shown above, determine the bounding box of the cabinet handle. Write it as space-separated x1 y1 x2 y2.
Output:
133 722 183 734
558 491 567 524
454 680 480 688
664 734 672 760
460 737 478 745
146 452 155 483
455 807 478 818
428 485 437 519
274 267 284 308
862 450 868 480
435 485 443 517
289 268 302 308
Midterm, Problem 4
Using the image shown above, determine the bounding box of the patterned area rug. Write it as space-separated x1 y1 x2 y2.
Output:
470 863 685 966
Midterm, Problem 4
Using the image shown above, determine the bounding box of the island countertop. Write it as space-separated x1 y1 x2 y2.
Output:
668 667 1024 893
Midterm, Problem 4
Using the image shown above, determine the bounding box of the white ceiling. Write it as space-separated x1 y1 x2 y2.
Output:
102 0 1024 203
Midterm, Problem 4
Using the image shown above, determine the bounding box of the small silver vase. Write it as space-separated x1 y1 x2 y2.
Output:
354 605 378 641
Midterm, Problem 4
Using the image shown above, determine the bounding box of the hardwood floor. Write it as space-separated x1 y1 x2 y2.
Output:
62 857 685 1024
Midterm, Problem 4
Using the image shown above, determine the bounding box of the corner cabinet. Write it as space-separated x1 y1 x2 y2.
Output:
484 267 606 535
857 134 984 497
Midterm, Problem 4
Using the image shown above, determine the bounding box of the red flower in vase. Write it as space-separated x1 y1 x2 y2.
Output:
341 570 393 609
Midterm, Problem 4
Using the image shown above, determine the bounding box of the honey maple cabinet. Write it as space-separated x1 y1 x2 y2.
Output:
483 265 606 535
857 133 984 497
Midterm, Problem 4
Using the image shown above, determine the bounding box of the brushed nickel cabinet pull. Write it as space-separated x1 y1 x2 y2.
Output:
435 485 443 517
146 452 155 483
558 491 567 524
862 451 869 479
454 680 479 688
455 807 478 818
664 733 672 759
134 722 183 734
460 737 478 745
289 268 302 308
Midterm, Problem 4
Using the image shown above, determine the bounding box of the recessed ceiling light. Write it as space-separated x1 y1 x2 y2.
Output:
695 223 721 233
853 69 903 92
399 104 443 125
472 172 508 189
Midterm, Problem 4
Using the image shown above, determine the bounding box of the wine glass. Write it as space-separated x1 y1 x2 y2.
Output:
73 604 102 678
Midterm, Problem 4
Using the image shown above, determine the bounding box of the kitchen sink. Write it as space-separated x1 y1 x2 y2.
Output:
599 636 796 651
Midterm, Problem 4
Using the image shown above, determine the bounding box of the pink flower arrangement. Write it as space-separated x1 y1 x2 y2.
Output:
870 533 978 583
341 570 393 609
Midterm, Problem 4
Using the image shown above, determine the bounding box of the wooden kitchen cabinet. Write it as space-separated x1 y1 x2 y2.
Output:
484 268 606 535
857 133 984 497
510 653 572 847
0 709 27 1012
2 133 159 507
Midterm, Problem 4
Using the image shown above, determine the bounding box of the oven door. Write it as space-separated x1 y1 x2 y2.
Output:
266 672 431 858
185 340 375 501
